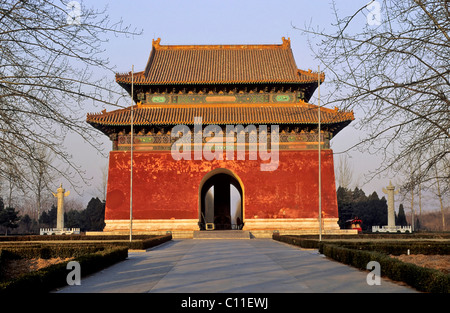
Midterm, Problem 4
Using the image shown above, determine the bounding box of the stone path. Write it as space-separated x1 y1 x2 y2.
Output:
54 239 417 293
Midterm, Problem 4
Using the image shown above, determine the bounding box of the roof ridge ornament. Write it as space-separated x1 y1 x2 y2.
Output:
150 37 292 51
281 37 291 48
152 37 161 48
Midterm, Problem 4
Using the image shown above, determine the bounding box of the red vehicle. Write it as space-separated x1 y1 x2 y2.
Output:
345 217 362 233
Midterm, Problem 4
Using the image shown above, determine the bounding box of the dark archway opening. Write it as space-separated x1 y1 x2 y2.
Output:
200 173 243 230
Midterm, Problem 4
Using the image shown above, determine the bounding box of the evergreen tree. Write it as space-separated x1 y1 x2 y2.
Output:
47 205 57 228
0 207 20 235
65 210 85 230
353 191 387 232
39 205 57 228
85 198 105 231
352 187 367 203
337 188 389 232
39 211 50 226
371 193 388 230
64 197 105 231
337 186 353 228
397 204 408 226
20 214 33 233
415 217 421 231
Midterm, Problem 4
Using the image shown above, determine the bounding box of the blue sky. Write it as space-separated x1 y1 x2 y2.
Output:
71 1 406 208
93 0 369 72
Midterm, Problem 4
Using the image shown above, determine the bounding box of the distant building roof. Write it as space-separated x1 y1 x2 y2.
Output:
115 37 324 86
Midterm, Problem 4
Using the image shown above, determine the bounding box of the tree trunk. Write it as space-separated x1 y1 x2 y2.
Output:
435 165 446 231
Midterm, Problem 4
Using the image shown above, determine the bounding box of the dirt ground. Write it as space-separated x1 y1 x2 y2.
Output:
391 254 450 274
2 258 73 280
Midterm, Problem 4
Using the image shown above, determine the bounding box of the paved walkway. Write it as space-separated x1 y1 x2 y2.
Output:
54 239 417 293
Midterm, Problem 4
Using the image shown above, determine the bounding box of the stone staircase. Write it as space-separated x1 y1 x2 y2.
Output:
193 230 251 239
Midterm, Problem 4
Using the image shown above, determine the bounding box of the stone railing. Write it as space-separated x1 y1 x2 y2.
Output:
40 228 81 235
372 225 412 233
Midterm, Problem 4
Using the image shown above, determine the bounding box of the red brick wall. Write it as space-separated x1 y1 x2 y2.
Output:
105 150 338 221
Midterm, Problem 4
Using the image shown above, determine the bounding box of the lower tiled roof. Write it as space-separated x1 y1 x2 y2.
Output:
87 103 354 131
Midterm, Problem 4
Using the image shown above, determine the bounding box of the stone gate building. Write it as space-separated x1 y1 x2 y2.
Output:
87 38 355 237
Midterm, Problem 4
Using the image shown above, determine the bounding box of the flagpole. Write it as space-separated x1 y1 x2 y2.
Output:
318 66 322 242
130 65 134 242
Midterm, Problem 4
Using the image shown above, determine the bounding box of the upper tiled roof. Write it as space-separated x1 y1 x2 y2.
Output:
115 38 324 86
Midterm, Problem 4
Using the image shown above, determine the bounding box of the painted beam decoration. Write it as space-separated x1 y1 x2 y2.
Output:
138 92 303 105
116 131 329 152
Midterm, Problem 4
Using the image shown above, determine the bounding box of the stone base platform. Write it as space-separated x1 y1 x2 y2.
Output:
86 218 358 238
193 230 251 239
86 229 357 239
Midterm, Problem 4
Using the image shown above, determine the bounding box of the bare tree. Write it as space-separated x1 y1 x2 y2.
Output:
2 160 24 208
95 163 108 202
434 162 446 230
294 0 449 191
27 144 58 228
336 154 354 189
0 0 141 193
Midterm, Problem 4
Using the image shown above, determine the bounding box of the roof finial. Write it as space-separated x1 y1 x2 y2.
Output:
152 38 161 48
281 37 291 48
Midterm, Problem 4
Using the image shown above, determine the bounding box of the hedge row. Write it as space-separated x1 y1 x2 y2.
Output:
0 245 108 263
128 234 172 250
319 243 450 293
0 234 172 251
0 234 172 292
322 241 450 256
0 234 168 242
0 246 128 293
272 235 320 249
292 233 450 239
273 235 450 293
0 235 172 271
273 235 450 255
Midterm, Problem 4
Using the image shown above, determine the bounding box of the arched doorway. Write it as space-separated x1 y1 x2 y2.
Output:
199 171 244 230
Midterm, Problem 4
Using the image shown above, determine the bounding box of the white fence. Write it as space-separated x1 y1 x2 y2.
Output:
372 225 412 233
40 228 81 235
